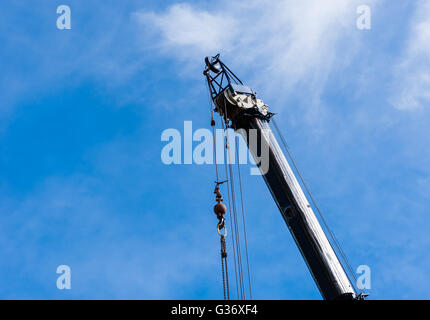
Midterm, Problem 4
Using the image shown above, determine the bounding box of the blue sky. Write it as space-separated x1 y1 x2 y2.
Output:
1 0 430 299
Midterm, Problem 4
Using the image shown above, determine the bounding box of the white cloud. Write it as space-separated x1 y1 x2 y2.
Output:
136 0 377 102
391 0 430 110
136 4 237 56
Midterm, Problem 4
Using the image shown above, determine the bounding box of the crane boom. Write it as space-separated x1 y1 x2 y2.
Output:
204 55 358 300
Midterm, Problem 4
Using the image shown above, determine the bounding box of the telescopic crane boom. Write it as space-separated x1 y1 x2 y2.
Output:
204 55 362 300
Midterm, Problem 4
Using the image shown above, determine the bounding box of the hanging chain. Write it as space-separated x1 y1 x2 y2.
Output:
220 234 230 300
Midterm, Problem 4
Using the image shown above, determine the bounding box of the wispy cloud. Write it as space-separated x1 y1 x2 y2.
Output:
135 3 237 56
136 0 378 102
391 0 430 110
